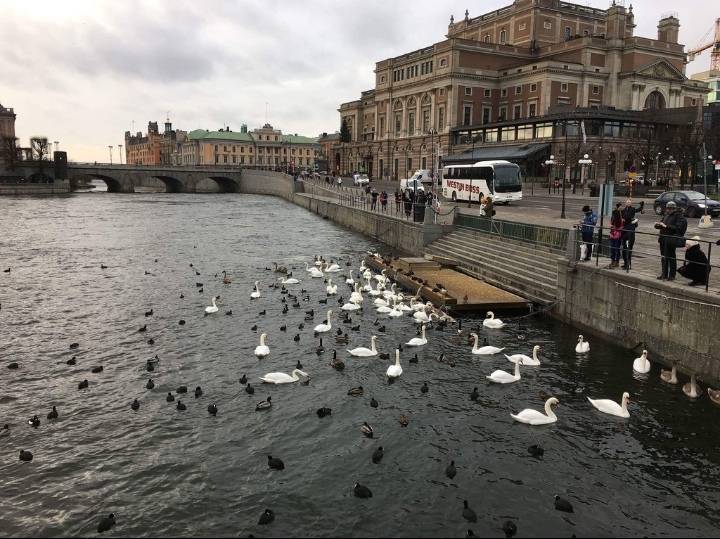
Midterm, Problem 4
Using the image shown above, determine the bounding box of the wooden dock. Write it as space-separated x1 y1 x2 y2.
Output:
364 255 529 312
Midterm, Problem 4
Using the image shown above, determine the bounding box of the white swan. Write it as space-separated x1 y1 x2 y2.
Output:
373 297 389 307
279 277 300 285
376 297 394 314
660 363 678 384
632 350 650 374
324 262 341 273
350 283 364 304
470 333 504 355
415 312 439 325
405 325 428 347
313 310 333 333
683 374 703 399
413 303 434 323
348 336 378 357
345 270 355 285
575 335 590 354
382 283 397 300
205 296 219 314
483 311 505 329
386 349 403 379
326 278 338 295
250 281 261 299
410 299 427 312
361 277 373 292
511 397 559 425
341 301 362 311
588 392 630 418
506 345 541 366
374 269 388 285
388 301 404 318
260 369 309 384
486 360 521 384
254 333 270 358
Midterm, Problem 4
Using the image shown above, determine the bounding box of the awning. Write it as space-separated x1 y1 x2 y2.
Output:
442 142 550 165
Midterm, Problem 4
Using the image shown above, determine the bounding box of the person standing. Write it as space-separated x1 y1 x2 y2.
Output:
380 190 388 212
370 188 379 211
620 199 639 270
579 205 597 261
678 236 710 286
403 189 413 218
607 203 624 269
656 200 688 281
394 190 402 213
485 195 494 218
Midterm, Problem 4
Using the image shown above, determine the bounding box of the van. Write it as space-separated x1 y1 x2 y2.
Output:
400 170 434 192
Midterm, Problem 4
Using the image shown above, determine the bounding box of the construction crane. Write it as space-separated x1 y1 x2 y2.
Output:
687 18 720 71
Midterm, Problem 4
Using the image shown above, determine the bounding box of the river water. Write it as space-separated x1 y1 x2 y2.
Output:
1 192 719 538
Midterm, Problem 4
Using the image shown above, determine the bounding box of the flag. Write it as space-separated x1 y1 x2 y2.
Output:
581 121 587 145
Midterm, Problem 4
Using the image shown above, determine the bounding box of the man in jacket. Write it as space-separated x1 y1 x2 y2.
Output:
579 205 597 261
656 201 688 281
620 199 639 270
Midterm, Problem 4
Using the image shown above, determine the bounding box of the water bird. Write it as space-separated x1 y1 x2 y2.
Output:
19 450 33 462
317 407 332 418
194 386 203 398
78 380 89 389
179 293 184 299
293 334 300 342
225 310 232 316
99 264 107 270
256 396 272 410
280 324 287 332
260 369 309 384
97 513 116 533
207 403 218 416
361 422 374 438
70 342 79 349
486 360 521 384
386 349 403 380
683 374 703 399
91 366 104 373
47 406 58 420
554 495 574 513
138 325 147 332
245 383 255 394
502 520 517 538
633 350 651 374
462 500 477 522
398 414 409 427
66 357 77 365
470 387 479 401
483 311 504 328
313 310 333 333
7 362 18 369
166 393 175 402
348 336 378 357
511 397 559 425
336 333 349 344
370 397 378 408
282 304 289 314
528 444 544 458
379 352 390 360
372 446 384 464
576 334 590 354
409 353 418 364
204 296 219 314
131 399 140 411
588 392 630 418
222 271 232 285
267 455 285 470
421 382 429 394
348 386 364 396
295 359 303 370
179 319 186 325
254 333 270 358
176 386 187 394
298 323 304 330
258 310 266 316
198 288 203 293
470 333 504 355
28 415 40 427
239 374 247 385
445 461 457 479
378 325 386 333
330 350 345 370
144 309 153 317
176 400 186 411
146 379 154 389
660 363 678 384
251 324 258 331
353 482 373 498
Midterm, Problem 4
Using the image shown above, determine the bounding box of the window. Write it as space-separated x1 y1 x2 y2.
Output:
275 136 278 141
379 116 385 136
592 85 600 95
484 34 491 43
232 155 236 163
408 112 415 135
564 27 572 40
529 103 537 117
395 113 402 135
583 29 590 36
501 126 516 141
501 88 507 98
482 107 491 124
513 105 522 119
535 122 553 138
232 146 236 153
500 29 507 44
515 85 522 95
561 83 569 93
440 58 447 67
463 106 472 126
381 75 386 83
544 21 552 30
214 145 218 151
485 129 499 142
439 88 445 96
422 157 427 169
438 107 445 130
517 125 533 140
422 109 430 132
498 106 507 121
530 83 537 92
519 23 526 31
484 89 491 98
465 87 473 96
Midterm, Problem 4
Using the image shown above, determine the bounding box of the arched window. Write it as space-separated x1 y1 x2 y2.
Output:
500 29 507 44
484 34 490 43
644 91 666 110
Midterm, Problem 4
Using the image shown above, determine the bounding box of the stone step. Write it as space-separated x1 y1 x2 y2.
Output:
453 227 568 258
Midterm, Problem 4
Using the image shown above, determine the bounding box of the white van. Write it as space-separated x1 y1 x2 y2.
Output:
400 170 434 192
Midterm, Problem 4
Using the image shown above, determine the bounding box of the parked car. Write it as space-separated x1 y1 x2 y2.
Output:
653 190 720 218
353 173 370 186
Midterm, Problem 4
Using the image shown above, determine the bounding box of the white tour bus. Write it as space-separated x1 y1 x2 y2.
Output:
442 160 523 204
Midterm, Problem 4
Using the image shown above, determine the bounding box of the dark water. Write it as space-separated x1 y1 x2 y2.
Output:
1 193 719 538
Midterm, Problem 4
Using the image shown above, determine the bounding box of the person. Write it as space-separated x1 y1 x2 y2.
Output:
678 236 710 286
607 203 624 269
403 189 413 219
336 176 342 188
394 190 402 213
370 188 379 211
325 175 330 186
656 200 688 281
479 193 487 216
485 195 494 218
380 190 388 212
620 198 639 270
579 205 597 261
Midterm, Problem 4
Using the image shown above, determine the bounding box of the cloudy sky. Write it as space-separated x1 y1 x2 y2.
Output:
1 0 715 162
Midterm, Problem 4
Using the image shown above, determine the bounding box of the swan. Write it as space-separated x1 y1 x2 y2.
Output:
250 281 261 299
708 387 720 406
362 277 373 292
415 312 439 325
345 271 355 285
575 335 590 354
374 269 388 286
205 296 219 314
314 256 323 267
511 397 559 425
341 301 362 311
348 336 378 357
386 349 403 379
405 325 428 347
486 360 521 384
588 392 630 418
324 262 341 273
376 297 394 314
279 277 300 285
313 310 333 333
470 333 504 355
632 350 650 374
397 300 414 312
506 345 541 366
381 283 397 300
413 303 435 322
254 333 270 358
410 299 428 312
326 278 338 295
373 297 389 307
350 283 364 304
660 363 678 384
683 374 703 399
260 369 309 384
362 269 372 281
483 311 505 329
388 301 404 318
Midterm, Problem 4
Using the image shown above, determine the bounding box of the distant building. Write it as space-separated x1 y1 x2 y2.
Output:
692 70 720 104
317 132 341 173
0 103 16 139
125 119 184 165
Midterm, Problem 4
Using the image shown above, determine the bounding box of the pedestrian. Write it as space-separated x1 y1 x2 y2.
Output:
370 188 379 211
607 203 624 269
678 236 710 286
485 195 494 218
336 176 343 188
325 175 330 186
655 200 688 281
394 190 402 213
579 205 597 261
380 190 388 212
620 198 639 270
404 189 414 219
365 185 371 195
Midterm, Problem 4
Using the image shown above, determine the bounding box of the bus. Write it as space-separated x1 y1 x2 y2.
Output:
442 160 523 204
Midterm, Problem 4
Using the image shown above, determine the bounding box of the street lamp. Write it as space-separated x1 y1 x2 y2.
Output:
578 153 592 196
429 128 437 196
544 155 555 196
118 145 123 165
108 145 113 165
700 147 713 228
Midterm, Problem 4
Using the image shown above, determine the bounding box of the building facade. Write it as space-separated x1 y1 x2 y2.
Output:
0 103 16 139
125 119 185 165
692 70 720 104
336 0 709 183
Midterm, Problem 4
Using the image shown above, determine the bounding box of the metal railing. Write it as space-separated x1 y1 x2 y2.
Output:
573 223 718 293
456 213 570 252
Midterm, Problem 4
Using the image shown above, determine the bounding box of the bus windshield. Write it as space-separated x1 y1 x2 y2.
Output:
493 165 522 192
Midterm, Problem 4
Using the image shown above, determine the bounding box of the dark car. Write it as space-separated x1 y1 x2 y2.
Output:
653 191 720 218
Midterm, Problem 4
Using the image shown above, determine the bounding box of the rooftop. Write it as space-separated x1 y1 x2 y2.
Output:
187 129 254 142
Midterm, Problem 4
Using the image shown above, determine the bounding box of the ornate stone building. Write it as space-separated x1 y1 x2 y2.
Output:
336 0 709 183
0 103 16 139
125 119 185 165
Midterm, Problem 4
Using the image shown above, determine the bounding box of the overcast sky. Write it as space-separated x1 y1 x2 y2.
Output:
1 0 716 162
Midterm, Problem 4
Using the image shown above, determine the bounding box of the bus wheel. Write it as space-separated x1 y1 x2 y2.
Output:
451 191 457 202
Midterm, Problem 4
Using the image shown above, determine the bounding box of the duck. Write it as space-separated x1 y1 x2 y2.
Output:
421 382 429 394
335 333 349 344
131 399 140 411
483 311 505 329
361 422 374 438
470 333 504 355
47 406 58 420
405 325 428 347
258 509 275 525
353 482 373 498
386 349 403 380
505 345 541 367
511 397 559 425
207 403 218 416
708 387 720 406
588 392 631 418
260 369 310 384
683 374 703 399
204 296 219 314
575 335 590 354
256 396 272 410
194 386 203 398
326 278 338 295
78 379 89 389
445 460 457 479
138 325 147 333
313 310 333 333
633 350 651 374
28 415 40 427
176 386 187 394
330 350 345 371
250 281 261 299
176 400 187 411
408 353 418 364
348 386 364 396
528 444 544 458
239 374 247 385
470 387 479 401
348 336 378 357
166 392 175 402
254 333 270 358
19 449 33 462
97 513 116 533
370 397 378 408
660 363 678 384
399 414 409 427
267 455 285 470
554 495 574 513
486 360 521 384
146 379 155 389
245 383 255 394
372 446 384 464
462 500 478 523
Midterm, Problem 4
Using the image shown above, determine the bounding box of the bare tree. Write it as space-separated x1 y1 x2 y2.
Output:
1 135 20 170
30 137 49 161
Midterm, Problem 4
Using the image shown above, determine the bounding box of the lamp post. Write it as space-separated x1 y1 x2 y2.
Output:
654 151 661 188
429 128 437 196
108 145 113 165
700 147 713 228
544 155 555 196
579 153 592 197
118 145 123 165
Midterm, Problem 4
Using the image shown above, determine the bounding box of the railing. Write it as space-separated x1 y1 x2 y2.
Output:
573 223 718 293
456 213 570 252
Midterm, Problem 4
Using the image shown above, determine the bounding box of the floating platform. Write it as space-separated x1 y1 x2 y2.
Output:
365 255 529 312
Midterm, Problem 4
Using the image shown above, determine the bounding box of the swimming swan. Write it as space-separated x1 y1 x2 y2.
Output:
386 349 403 379
511 397 559 425
588 392 630 418
470 333 504 355
260 369 309 384
405 325 428 347
348 336 378 357
313 310 333 333
254 333 270 358
575 335 590 354
486 360 521 384
483 311 505 329
505 345 541 366
633 350 650 374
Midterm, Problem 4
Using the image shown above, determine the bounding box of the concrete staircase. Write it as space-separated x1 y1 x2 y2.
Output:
425 227 564 305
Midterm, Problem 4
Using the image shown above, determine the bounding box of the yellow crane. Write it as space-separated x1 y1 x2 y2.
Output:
687 18 720 71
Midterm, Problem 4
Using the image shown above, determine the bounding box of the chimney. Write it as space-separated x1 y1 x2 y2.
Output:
241 124 248 133
657 15 680 44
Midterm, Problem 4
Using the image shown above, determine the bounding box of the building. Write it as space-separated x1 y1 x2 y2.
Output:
0 103 16 139
125 119 184 165
336 0 710 183
317 132 341 172
692 70 720 104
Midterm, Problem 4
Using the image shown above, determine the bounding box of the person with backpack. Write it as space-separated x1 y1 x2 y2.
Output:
655 201 688 281
607 203 624 269
579 205 598 261
620 199 640 270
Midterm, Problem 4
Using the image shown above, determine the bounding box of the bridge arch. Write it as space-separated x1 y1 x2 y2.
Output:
74 173 128 193
152 175 184 193
208 176 241 193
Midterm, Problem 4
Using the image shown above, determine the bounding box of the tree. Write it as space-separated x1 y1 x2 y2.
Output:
340 119 351 143
0 135 20 170
30 137 49 161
